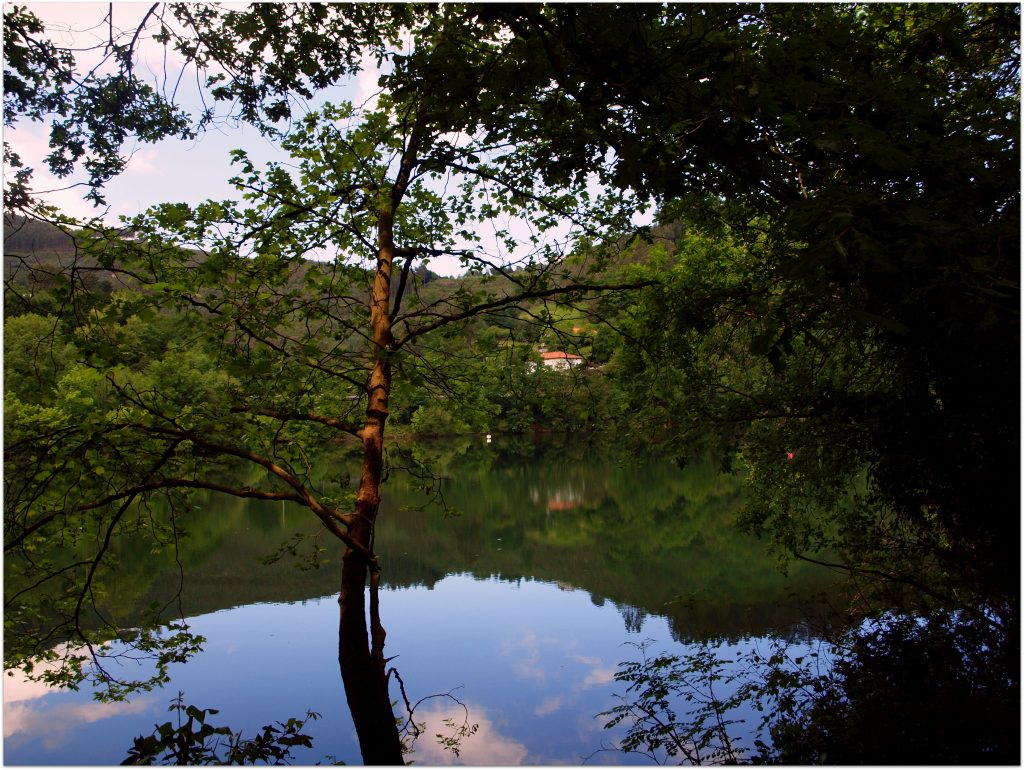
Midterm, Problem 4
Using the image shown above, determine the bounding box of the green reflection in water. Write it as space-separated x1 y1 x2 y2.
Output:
92 434 834 643
376 434 835 640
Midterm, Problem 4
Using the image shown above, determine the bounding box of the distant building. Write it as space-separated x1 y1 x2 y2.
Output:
540 351 586 370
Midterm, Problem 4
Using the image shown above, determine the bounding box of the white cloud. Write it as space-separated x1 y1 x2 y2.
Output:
578 663 617 690
407 701 529 766
572 654 617 689
4 698 153 749
3 661 154 750
500 630 547 683
3 669 56 706
532 695 564 717
353 51 384 113
123 147 160 175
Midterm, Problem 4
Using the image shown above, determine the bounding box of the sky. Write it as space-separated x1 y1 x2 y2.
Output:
6 3 402 255
6 3 650 277
7 3 362 210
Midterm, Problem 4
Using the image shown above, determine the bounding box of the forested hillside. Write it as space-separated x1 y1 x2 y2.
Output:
4 212 681 437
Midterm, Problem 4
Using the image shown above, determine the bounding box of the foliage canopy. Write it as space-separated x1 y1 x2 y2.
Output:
3 2 1019 764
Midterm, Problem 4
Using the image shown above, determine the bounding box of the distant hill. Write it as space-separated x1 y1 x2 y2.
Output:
2 211 678 325
4 214 95 293
1 212 456 303
3 213 77 254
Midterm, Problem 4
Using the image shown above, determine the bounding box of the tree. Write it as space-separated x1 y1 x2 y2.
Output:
451 5 1018 760
3 4 193 210
4 5 650 763
453 2 1020 605
5 3 1018 762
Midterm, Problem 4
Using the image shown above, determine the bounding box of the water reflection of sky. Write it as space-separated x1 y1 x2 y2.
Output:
4 573 792 765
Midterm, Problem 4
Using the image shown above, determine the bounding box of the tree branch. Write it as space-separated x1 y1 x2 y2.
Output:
175 293 370 393
229 406 364 438
390 253 415 322
103 404 379 566
76 478 306 512
793 551 954 605
394 279 655 347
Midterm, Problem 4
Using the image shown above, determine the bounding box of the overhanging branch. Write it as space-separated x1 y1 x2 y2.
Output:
229 406 364 438
793 551 954 605
394 279 655 348
100 379 379 564
76 478 306 512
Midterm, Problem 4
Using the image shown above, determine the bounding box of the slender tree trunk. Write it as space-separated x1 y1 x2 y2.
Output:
338 518 404 765
337 198 405 764
338 361 403 764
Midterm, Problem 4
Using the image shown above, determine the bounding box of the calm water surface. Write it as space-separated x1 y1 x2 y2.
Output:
4 436 834 765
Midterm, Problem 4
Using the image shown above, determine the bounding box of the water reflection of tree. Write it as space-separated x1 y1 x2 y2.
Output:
601 609 1018 765
377 441 839 641
338 550 405 763
341 580 480 765
619 605 648 635
89 439 839 645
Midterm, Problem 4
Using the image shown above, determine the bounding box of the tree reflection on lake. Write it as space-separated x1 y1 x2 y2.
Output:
4 435 837 765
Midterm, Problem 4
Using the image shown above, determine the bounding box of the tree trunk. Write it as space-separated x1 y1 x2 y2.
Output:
338 516 404 765
336 194 406 764
337 370 404 764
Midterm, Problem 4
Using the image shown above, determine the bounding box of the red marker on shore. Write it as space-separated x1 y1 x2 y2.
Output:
787 451 794 460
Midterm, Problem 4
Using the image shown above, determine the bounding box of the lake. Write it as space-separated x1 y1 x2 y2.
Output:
4 435 836 765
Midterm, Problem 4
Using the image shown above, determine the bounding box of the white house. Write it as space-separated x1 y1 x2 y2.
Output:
539 351 585 370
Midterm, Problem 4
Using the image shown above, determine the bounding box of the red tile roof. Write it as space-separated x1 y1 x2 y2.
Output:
541 351 584 360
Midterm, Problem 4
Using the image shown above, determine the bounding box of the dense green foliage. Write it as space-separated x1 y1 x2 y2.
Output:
769 610 1017 763
3 5 193 208
461 17 1020 755
4 2 1018 764
462 1 1021 605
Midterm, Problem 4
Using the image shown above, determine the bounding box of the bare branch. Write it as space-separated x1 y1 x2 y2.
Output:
394 279 655 347
76 478 306 512
229 406 364 438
